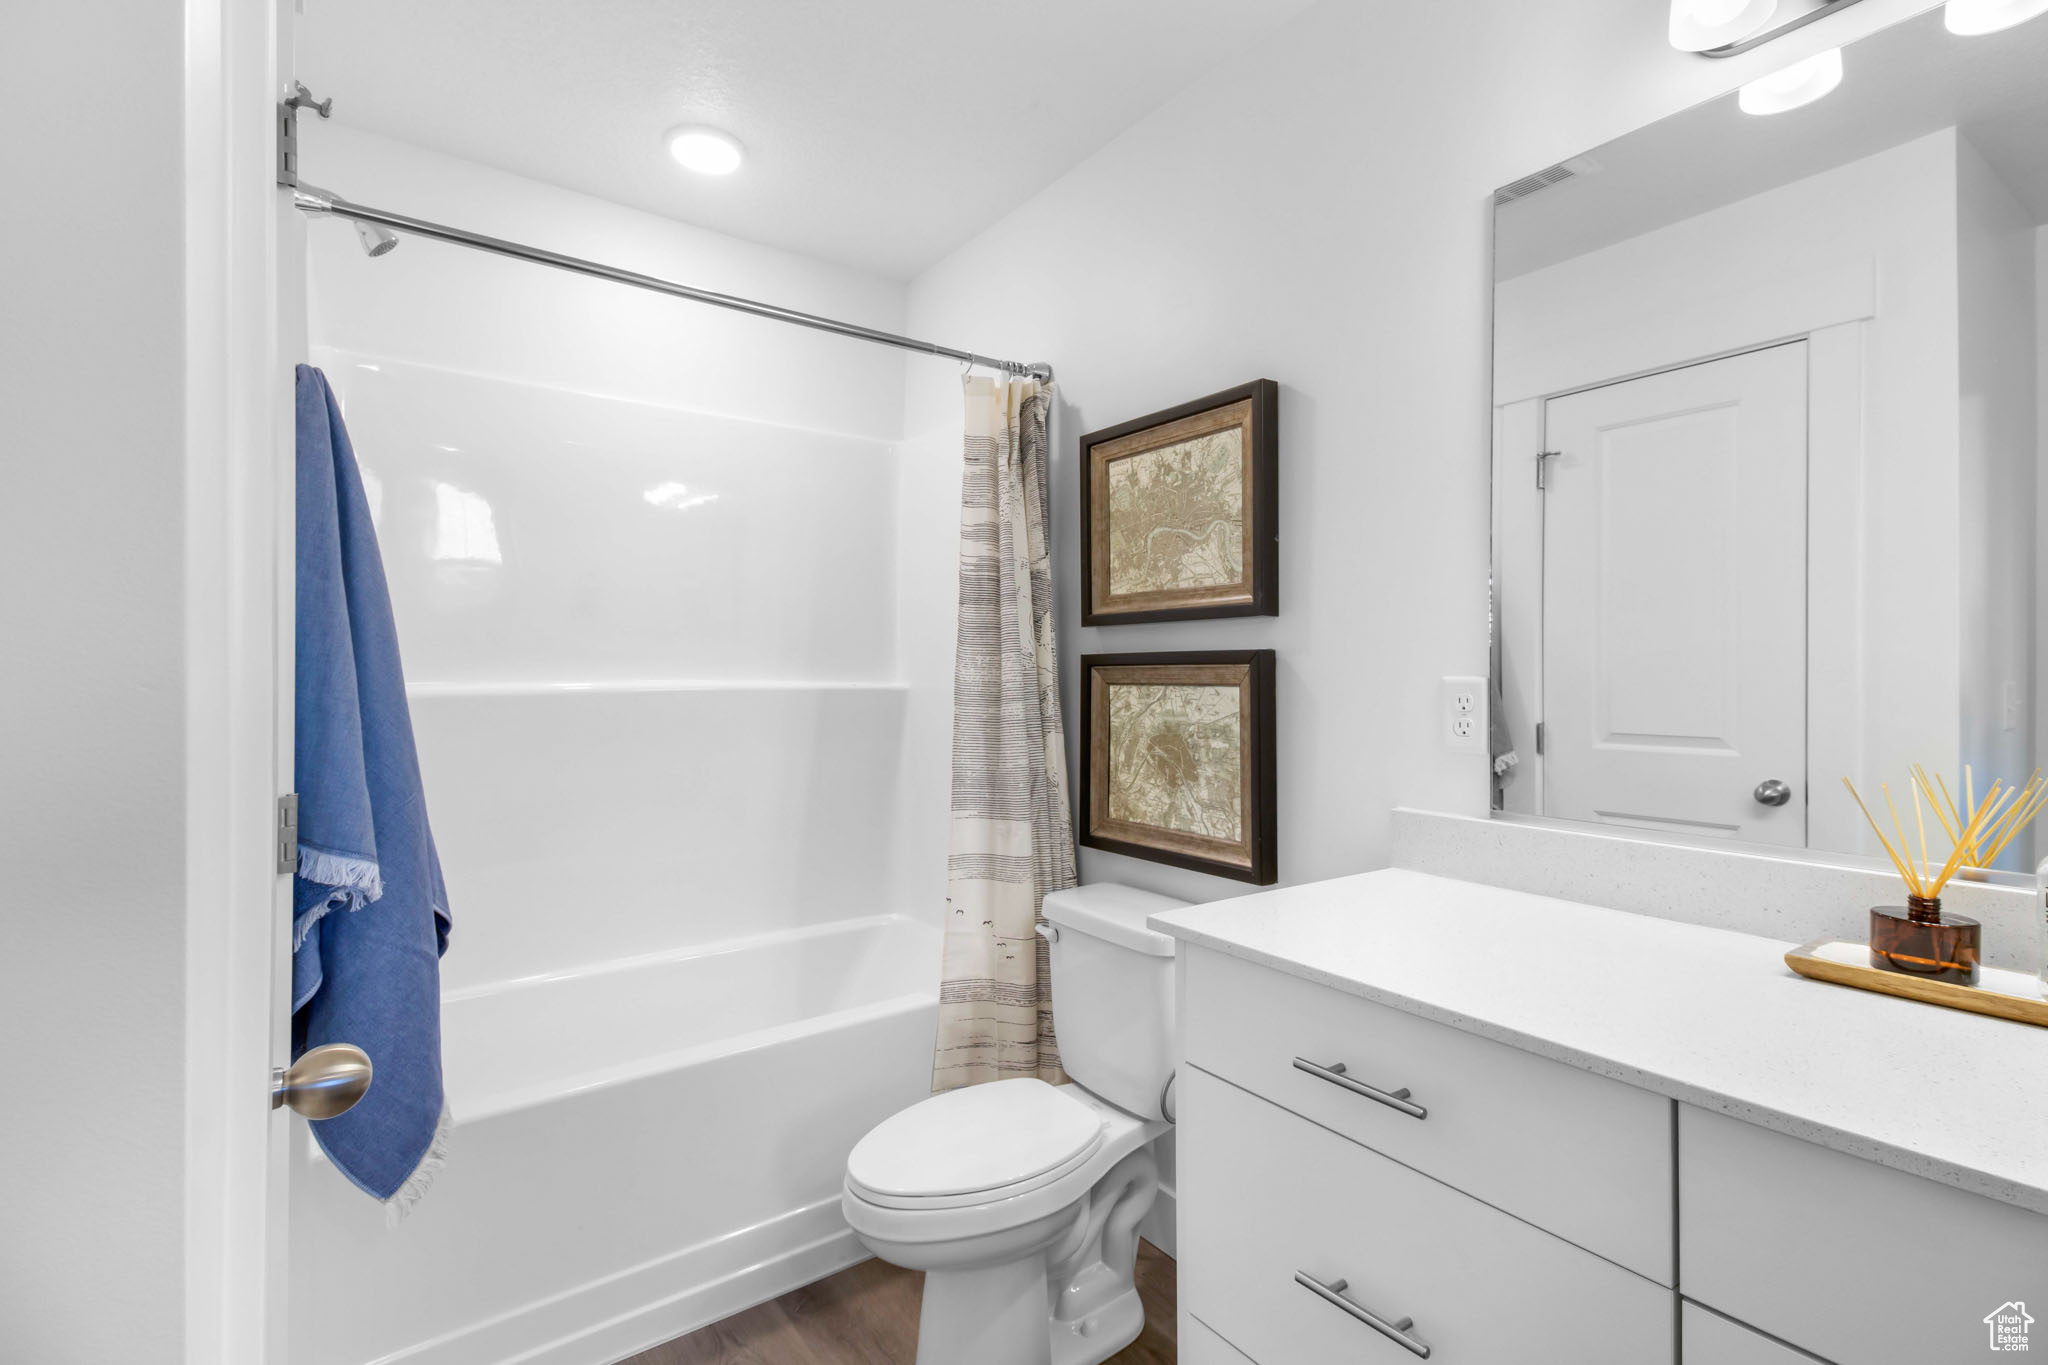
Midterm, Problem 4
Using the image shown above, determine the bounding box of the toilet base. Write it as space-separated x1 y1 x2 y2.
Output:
917 1255 1056 1365
910 1264 1144 1365
1050 1284 1144 1365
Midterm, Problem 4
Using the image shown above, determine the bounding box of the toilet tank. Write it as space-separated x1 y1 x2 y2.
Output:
1041 883 1187 1120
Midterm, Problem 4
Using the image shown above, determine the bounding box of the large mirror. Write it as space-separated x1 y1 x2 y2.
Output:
1490 5 2048 867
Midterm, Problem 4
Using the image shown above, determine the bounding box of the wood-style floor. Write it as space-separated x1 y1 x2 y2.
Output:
623 1240 1176 1365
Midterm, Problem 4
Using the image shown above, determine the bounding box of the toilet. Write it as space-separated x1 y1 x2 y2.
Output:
842 883 1186 1365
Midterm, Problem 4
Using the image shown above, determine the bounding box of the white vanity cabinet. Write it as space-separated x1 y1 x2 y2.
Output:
1183 944 1674 1282
1679 1304 1818 1365
1178 946 1676 1364
1179 1064 1673 1363
1180 1314 1256 1364
1679 1105 2048 1363
1156 869 2048 1365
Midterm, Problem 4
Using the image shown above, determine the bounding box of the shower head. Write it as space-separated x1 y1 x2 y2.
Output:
353 220 400 257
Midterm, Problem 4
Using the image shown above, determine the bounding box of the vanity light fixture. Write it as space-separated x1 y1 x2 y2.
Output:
1669 0 1779 52
666 125 744 176
1737 46 1843 114
1670 0 1867 55
1944 0 2048 33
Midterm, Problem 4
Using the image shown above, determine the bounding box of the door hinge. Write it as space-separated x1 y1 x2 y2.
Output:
276 81 332 188
1534 722 1545 755
1535 450 1561 491
276 793 300 876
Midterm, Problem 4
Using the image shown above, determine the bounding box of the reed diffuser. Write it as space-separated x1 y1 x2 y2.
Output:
1916 765 2046 877
1840 769 2043 986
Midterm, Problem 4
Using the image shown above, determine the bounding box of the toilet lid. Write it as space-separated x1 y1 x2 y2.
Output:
846 1079 1105 1203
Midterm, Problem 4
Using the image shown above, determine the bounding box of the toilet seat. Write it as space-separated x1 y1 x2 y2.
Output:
846 1078 1106 1210
842 1083 1169 1248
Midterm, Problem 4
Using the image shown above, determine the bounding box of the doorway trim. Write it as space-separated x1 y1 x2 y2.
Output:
182 2 298 1361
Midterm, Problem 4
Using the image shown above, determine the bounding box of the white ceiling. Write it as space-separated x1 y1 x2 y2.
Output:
298 0 1318 280
1496 6 2048 280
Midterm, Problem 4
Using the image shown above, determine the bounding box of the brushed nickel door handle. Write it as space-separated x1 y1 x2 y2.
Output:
1295 1271 1431 1358
1293 1057 1427 1119
272 1043 373 1119
1753 779 1793 807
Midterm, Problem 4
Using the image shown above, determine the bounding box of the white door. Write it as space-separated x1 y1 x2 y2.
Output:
1540 342 1808 845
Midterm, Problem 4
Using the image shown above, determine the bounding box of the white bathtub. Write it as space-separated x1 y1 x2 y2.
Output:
289 913 940 1365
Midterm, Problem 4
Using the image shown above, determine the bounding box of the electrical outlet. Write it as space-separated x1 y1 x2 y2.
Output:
1442 676 1487 755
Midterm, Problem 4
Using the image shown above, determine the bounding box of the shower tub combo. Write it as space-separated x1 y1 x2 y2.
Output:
291 235 950 1364
290 912 939 1365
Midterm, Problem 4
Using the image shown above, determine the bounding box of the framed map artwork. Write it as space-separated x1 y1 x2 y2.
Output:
1078 651 1276 884
1080 380 1278 625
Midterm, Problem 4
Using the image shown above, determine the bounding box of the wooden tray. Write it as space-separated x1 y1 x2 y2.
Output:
1785 939 2048 1028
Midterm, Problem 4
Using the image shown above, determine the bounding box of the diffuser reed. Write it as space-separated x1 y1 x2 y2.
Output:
1842 771 2010 984
1912 765 2046 875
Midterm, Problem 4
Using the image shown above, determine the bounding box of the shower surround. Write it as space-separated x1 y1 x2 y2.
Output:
288 123 945 1365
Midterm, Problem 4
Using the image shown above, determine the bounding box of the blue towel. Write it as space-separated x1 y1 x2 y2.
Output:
294 364 452 1219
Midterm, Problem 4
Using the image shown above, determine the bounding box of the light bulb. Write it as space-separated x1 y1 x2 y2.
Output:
1670 0 1778 51
1944 0 2048 34
1738 47 1843 115
666 126 744 176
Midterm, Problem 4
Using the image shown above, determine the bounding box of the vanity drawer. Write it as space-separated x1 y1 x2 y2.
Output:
1681 1303 1828 1365
1182 1314 1258 1364
1182 944 1674 1281
1680 1104 2048 1364
1179 1065 1674 1364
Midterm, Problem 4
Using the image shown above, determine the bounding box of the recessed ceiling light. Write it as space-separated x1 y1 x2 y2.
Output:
1669 0 1778 51
1944 0 2048 34
1738 47 1843 114
666 126 744 176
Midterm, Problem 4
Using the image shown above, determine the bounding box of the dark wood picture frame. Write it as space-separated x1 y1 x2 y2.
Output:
1078 650 1277 885
1079 380 1279 625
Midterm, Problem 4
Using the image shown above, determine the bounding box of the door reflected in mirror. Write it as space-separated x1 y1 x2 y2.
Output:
1489 5 2048 867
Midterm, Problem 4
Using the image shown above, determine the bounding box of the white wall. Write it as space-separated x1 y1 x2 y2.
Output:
300 124 926 989
0 4 189 1357
895 0 1941 910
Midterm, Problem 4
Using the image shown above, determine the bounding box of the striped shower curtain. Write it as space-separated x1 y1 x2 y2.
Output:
932 375 1078 1092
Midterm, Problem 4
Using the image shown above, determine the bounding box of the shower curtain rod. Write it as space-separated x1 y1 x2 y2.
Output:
291 184 1054 383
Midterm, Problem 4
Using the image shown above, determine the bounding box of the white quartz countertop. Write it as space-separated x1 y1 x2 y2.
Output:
1148 867 2048 1216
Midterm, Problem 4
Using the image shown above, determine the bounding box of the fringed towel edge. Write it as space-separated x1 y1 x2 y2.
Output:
293 843 384 949
382 1101 453 1228
297 842 384 902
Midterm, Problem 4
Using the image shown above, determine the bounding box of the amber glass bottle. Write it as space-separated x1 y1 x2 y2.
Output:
1869 896 1981 985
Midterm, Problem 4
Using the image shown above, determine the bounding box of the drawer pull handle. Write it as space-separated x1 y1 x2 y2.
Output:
1292 1057 1428 1119
1294 1271 1432 1358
